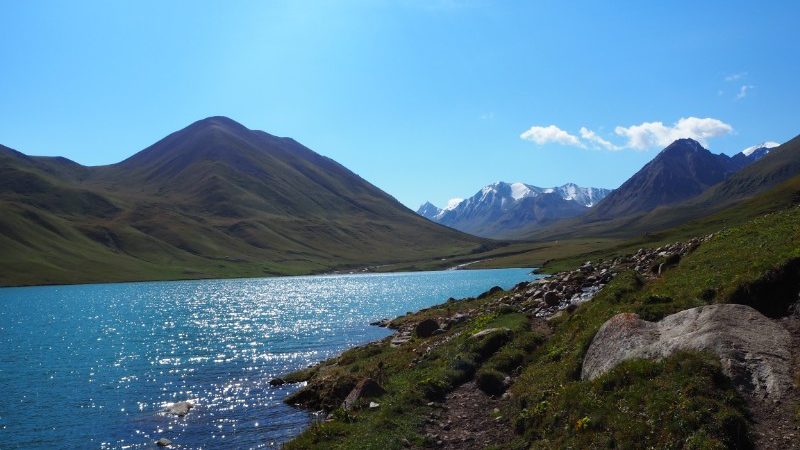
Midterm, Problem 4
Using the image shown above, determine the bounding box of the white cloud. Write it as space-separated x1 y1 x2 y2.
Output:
520 125 584 148
522 117 733 151
724 72 747 82
579 127 619 151
614 117 733 150
736 84 754 100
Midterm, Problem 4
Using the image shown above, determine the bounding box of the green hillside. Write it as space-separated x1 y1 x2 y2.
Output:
280 192 800 450
0 117 496 286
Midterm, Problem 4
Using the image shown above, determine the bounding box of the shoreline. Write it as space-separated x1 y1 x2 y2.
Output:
0 264 528 290
275 234 746 449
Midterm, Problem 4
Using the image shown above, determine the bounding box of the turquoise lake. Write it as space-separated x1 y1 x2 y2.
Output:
0 268 534 449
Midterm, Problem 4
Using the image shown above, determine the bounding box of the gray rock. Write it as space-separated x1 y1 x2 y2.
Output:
470 327 511 340
156 438 172 447
581 304 793 401
543 291 560 306
343 378 386 410
370 318 391 327
164 401 194 417
415 318 439 338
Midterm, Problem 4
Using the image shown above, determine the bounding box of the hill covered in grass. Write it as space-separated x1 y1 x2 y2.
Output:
0 117 495 286
278 201 800 449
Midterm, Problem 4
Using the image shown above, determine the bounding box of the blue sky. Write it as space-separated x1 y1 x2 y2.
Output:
1 1 798 209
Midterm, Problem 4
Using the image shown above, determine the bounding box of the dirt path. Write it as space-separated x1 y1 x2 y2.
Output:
420 381 513 449
750 315 800 449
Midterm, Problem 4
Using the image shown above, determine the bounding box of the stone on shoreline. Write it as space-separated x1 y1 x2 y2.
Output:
415 318 439 338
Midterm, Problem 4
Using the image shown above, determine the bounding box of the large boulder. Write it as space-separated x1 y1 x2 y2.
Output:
342 378 386 410
581 304 793 401
415 318 440 338
543 291 560 307
478 286 504 299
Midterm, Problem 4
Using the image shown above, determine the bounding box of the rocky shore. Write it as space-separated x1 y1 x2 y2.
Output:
276 227 800 449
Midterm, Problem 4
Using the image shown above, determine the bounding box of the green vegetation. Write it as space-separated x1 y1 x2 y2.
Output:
282 204 800 449
0 119 499 286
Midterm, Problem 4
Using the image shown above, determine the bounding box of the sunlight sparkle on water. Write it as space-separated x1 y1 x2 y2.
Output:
0 269 533 449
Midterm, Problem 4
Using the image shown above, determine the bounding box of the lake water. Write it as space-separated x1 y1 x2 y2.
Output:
0 268 533 449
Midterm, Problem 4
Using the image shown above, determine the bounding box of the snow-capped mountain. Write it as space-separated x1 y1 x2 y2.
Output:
730 141 781 169
741 141 780 161
417 182 611 238
592 138 772 220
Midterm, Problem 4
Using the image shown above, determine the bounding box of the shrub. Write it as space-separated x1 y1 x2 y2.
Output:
476 368 507 396
419 376 449 401
468 328 513 361
488 347 525 374
449 353 478 384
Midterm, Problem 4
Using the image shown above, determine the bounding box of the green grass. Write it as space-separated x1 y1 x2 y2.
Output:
281 205 800 449
0 124 498 287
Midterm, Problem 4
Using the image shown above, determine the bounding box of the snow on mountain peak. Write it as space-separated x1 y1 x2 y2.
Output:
510 182 531 200
741 141 780 156
445 198 464 210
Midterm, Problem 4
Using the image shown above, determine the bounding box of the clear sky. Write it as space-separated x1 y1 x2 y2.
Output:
1 1 798 209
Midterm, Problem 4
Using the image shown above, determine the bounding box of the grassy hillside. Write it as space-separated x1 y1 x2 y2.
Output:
279 203 800 449
0 118 496 286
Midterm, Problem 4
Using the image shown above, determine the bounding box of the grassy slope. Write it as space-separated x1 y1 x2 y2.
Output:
281 205 800 449
0 120 497 286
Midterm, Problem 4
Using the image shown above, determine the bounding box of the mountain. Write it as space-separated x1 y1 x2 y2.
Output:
0 117 492 286
417 182 610 238
417 201 446 220
590 138 749 219
694 136 799 207
520 134 800 241
731 141 780 167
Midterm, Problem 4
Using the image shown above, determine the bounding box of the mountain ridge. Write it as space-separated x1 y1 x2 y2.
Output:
0 116 493 286
418 181 610 238
589 138 749 220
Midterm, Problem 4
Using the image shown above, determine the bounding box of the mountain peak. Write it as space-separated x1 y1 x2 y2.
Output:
417 201 443 220
419 181 611 238
660 138 706 155
592 138 754 219
741 141 780 157
192 115 246 127
182 116 254 136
